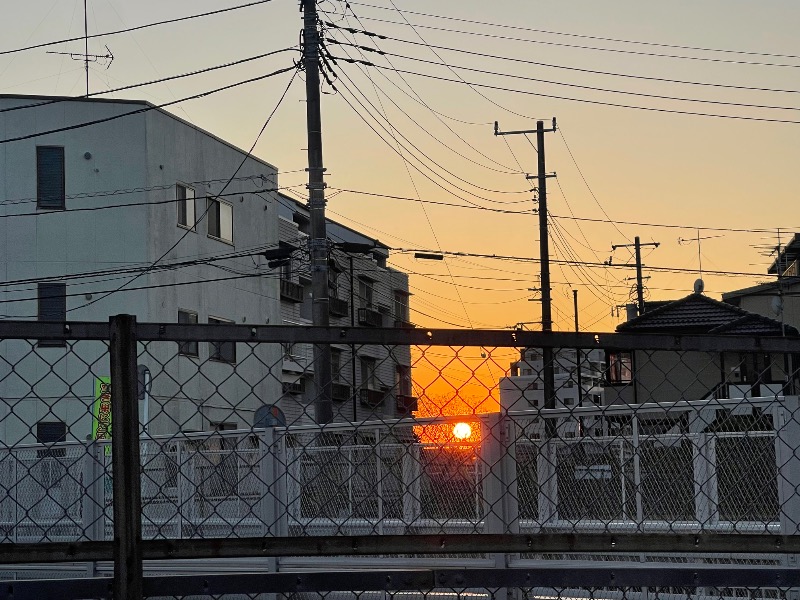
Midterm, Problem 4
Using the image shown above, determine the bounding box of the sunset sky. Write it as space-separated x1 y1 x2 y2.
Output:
2 0 798 342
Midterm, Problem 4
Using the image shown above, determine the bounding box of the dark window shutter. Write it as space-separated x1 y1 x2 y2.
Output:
38 283 66 322
36 421 66 443
37 147 65 209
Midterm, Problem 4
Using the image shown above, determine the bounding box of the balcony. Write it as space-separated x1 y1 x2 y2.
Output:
360 388 385 408
331 383 351 402
396 395 418 415
282 380 305 395
280 279 304 303
329 297 349 318
394 319 414 329
358 307 383 327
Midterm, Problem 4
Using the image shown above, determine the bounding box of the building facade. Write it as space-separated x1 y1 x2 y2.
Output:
0 94 411 443
276 193 413 424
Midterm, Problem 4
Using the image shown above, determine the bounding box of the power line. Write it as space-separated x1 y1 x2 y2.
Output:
0 64 299 145
0 187 286 220
322 13 800 68
339 30 800 95
0 48 299 116
327 40 800 112
345 2 800 61
340 61 800 125
390 248 770 278
325 58 532 200
0 0 278 57
324 29 523 175
326 187 793 233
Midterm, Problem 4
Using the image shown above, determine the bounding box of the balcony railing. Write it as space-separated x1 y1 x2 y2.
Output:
280 279 304 303
359 388 385 408
357 307 383 327
329 297 349 318
331 383 351 402
396 394 418 414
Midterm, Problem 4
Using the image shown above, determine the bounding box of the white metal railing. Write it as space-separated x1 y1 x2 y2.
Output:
0 399 796 545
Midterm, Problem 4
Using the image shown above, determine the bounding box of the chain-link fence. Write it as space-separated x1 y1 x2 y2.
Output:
0 319 799 599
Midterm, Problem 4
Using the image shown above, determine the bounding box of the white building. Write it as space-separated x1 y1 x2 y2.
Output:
499 347 605 437
0 94 410 443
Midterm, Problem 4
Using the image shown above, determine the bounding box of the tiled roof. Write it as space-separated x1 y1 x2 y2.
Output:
616 293 796 335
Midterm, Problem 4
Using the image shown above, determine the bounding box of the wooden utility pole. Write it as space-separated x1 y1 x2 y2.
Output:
302 0 333 423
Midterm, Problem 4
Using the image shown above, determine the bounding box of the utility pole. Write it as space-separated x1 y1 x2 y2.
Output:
573 289 582 406
611 236 660 317
302 0 333 424
495 119 557 430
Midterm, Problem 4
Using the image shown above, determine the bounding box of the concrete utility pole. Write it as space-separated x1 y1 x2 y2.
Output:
302 0 333 423
495 119 557 431
611 236 660 317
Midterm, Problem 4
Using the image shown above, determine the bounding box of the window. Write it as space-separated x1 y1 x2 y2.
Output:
176 184 196 229
208 316 236 363
395 365 412 396
38 283 66 347
360 356 377 390
358 278 374 309
178 310 198 357
36 420 66 444
331 348 342 383
207 197 233 243
37 146 65 209
394 291 409 322
608 351 633 384
281 257 292 281
36 420 66 459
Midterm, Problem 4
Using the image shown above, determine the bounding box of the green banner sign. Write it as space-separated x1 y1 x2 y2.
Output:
92 376 112 441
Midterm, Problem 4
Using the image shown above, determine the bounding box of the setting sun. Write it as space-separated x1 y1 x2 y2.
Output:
453 422 473 440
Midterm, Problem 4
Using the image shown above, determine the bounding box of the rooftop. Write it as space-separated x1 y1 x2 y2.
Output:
616 292 797 336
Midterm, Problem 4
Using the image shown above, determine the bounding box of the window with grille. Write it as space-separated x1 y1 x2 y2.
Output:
37 146 65 209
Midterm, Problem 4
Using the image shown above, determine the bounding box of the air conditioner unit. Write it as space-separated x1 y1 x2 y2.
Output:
282 380 305 395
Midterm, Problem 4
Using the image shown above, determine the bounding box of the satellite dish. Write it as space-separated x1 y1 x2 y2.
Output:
693 279 705 295
254 404 286 428
772 296 783 316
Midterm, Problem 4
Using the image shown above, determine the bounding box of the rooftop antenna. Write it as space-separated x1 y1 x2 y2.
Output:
678 229 723 283
46 0 113 96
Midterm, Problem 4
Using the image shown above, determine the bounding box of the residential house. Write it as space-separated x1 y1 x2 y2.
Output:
607 291 796 413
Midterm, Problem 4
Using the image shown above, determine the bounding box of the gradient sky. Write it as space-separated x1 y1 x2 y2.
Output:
1 0 799 340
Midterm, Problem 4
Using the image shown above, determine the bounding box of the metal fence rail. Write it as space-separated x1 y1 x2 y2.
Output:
0 319 799 598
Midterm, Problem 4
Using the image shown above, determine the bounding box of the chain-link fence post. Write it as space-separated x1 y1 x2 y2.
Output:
81 440 104 577
109 314 143 599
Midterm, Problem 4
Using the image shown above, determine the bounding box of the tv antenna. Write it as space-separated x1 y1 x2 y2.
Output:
678 229 723 280
46 0 113 96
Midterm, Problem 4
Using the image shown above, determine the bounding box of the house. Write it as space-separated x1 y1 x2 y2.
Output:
723 233 800 331
0 94 411 444
606 290 796 411
275 193 413 424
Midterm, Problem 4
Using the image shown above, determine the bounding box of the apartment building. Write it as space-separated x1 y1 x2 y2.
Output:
276 193 413 424
0 94 412 443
